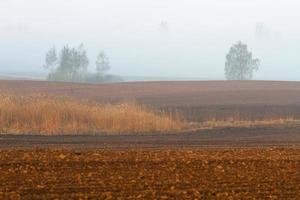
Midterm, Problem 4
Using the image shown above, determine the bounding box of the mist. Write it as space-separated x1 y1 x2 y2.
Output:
1 0 300 80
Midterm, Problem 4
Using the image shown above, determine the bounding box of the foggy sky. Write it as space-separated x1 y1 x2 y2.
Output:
1 0 300 80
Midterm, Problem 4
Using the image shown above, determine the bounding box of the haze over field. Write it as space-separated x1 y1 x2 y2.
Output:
1 0 300 80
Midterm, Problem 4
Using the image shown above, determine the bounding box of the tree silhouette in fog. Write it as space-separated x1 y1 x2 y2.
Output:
96 51 110 76
44 44 89 82
44 45 122 83
44 46 58 76
225 41 260 80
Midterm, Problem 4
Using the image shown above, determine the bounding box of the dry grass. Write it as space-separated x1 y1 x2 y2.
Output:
0 94 185 135
189 117 297 131
0 93 298 135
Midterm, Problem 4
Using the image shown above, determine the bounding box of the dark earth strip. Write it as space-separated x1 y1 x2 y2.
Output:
1 124 300 150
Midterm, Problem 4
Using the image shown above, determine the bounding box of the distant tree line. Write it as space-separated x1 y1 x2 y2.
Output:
44 44 122 83
44 42 260 83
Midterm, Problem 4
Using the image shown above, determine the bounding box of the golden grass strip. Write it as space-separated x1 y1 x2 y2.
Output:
0 94 185 135
0 93 298 136
188 117 298 131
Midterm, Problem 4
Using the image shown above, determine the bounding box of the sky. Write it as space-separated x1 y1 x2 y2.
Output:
0 0 300 80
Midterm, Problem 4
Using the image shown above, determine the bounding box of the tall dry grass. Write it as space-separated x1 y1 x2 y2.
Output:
0 94 298 136
0 94 185 135
188 117 297 131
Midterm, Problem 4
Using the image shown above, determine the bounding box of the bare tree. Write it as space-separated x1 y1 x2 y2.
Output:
159 20 169 32
225 41 260 80
77 44 89 71
96 51 110 76
73 44 89 81
44 46 58 78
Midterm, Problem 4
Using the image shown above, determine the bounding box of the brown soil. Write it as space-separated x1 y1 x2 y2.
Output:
1 148 299 199
1 80 300 199
1 80 300 106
